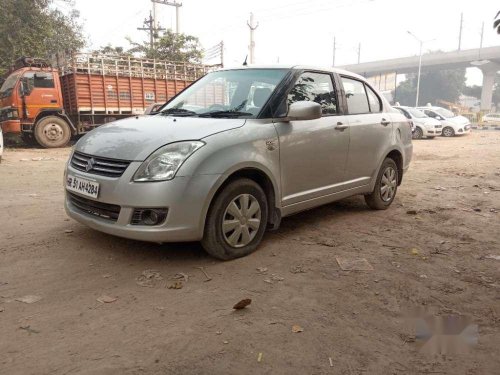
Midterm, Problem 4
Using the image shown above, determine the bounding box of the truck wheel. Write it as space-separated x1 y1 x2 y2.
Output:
34 116 71 148
202 178 268 260
412 127 423 140
365 158 399 210
442 127 455 137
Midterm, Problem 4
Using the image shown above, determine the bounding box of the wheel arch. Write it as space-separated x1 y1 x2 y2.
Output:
201 165 281 236
34 110 76 133
385 149 404 186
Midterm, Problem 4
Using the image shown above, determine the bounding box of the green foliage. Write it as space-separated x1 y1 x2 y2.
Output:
128 30 203 63
95 45 129 56
393 69 466 106
0 0 85 76
463 74 500 104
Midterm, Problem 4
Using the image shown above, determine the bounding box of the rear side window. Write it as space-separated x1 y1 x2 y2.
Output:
341 77 369 115
366 85 382 113
288 72 338 115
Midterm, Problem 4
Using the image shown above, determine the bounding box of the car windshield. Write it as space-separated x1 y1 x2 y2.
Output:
407 108 427 118
160 69 288 118
434 108 455 118
0 72 20 99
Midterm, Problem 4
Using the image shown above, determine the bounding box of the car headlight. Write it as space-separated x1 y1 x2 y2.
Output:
133 141 205 182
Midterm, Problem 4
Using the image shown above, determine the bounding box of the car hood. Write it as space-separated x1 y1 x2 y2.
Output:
447 115 470 125
75 115 246 161
414 117 440 127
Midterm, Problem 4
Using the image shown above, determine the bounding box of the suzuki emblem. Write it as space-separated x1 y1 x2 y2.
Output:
86 158 96 172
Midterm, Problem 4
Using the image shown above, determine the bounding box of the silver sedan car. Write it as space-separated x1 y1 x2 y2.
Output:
64 66 413 260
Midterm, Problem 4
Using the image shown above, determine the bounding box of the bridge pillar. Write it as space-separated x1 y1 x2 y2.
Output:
480 63 499 111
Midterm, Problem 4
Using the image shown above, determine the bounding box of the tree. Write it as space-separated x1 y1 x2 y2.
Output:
463 73 500 105
128 30 203 63
0 0 85 76
495 11 500 34
393 69 466 106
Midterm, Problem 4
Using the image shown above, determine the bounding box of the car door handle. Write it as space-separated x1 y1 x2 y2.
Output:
380 118 391 126
335 122 349 130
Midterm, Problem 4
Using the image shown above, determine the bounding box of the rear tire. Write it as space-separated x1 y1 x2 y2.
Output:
365 158 399 210
34 116 71 148
442 126 455 137
201 178 268 260
412 127 423 140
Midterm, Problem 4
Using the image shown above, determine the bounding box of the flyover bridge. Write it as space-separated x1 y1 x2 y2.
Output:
339 46 500 110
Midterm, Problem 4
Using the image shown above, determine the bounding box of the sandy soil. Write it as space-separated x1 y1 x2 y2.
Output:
0 132 499 375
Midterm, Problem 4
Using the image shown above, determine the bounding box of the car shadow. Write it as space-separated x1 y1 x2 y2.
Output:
75 195 370 263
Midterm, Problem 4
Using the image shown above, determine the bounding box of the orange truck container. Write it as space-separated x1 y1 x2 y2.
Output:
0 55 213 148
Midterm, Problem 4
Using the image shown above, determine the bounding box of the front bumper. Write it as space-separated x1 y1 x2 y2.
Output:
424 127 442 136
0 119 21 134
64 162 222 242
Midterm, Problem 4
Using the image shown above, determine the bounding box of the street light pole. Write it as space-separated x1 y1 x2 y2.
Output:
416 39 423 107
407 31 434 107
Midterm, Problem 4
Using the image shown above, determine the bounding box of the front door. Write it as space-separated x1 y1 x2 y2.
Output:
274 71 350 207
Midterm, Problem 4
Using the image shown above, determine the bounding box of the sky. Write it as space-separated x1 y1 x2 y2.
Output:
59 0 500 86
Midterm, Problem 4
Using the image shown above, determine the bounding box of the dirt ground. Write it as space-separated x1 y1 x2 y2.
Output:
0 132 499 375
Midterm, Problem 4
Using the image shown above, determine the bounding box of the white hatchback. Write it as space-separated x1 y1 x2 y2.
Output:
417 106 471 137
394 106 442 139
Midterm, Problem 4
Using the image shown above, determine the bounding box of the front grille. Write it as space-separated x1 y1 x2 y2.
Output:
71 151 131 177
68 193 121 222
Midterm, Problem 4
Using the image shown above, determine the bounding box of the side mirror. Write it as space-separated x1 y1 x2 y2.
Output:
285 101 322 121
20 78 33 97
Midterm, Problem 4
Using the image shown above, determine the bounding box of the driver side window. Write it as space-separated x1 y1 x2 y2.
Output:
287 72 338 115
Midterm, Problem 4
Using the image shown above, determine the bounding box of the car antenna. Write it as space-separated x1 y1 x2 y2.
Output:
243 55 248 66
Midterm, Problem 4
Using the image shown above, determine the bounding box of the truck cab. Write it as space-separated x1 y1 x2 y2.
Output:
0 58 71 148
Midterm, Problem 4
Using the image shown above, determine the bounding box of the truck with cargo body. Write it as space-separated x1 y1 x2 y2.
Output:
0 54 212 148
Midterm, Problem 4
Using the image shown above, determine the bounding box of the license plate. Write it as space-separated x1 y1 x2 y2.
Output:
66 174 99 199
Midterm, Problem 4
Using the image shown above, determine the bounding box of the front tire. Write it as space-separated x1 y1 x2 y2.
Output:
34 116 71 148
202 178 268 260
442 126 455 137
412 127 423 140
365 158 399 210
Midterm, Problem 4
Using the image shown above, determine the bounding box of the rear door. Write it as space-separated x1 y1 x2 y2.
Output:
341 76 393 184
274 71 350 206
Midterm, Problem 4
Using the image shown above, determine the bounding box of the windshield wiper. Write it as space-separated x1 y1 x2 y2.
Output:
160 108 197 117
198 110 253 118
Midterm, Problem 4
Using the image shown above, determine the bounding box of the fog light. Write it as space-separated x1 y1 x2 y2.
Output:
131 208 168 226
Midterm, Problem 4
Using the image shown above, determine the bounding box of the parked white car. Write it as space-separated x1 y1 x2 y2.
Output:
393 106 442 139
482 113 500 125
0 125 3 163
416 106 471 137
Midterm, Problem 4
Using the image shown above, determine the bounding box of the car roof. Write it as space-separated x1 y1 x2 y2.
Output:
218 64 366 81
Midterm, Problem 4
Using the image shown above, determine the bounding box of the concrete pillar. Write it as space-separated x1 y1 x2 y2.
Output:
480 63 499 111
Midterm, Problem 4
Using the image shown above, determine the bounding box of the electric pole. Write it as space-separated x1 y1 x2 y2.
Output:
458 12 463 51
357 42 361 64
247 13 259 64
137 12 165 49
151 0 183 34
332 37 336 67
